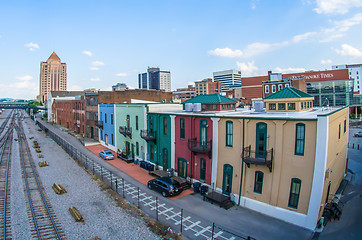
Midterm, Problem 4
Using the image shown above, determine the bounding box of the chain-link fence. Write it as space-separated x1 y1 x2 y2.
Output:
36 121 256 240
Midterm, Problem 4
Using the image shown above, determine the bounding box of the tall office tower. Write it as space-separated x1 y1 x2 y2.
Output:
332 64 362 94
213 69 241 91
195 78 221 96
138 67 171 91
37 52 67 103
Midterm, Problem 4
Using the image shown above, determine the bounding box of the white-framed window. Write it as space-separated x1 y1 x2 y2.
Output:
272 85 276 93
285 84 290 88
278 84 283 91
265 85 270 93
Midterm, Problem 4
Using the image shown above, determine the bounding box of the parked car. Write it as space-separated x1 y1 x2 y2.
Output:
354 131 362 137
147 177 183 197
99 150 114 160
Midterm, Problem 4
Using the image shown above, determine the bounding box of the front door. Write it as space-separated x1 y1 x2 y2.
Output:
256 122 267 158
177 158 187 178
222 164 233 195
131 144 135 159
163 148 168 170
105 134 109 145
126 141 130 155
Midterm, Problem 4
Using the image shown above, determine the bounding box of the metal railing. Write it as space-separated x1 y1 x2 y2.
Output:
119 126 132 138
140 130 156 142
94 120 103 129
187 138 212 154
242 145 273 172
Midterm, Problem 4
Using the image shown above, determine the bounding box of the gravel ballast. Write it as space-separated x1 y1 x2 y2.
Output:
20 116 160 240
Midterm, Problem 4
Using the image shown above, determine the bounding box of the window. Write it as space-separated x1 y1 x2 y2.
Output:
288 103 296 110
180 118 185 139
226 121 233 147
207 104 211 110
339 124 341 139
303 102 306 109
111 134 114 145
163 117 167 135
301 102 304 110
111 114 113 125
344 119 346 133
200 158 206 181
104 113 107 123
136 116 139 130
295 123 305 155
269 103 276 110
288 178 301 209
222 104 226 110
265 85 270 93
285 84 290 88
213 104 217 110
272 85 276 93
126 115 130 128
278 103 286 110
278 84 283 91
254 171 264 194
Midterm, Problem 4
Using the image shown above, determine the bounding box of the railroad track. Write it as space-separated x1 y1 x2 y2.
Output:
0 120 14 240
15 114 65 239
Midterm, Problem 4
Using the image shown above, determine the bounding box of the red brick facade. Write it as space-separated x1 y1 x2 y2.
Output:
52 100 86 135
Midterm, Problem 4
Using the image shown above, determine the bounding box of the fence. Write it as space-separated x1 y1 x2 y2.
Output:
36 121 256 240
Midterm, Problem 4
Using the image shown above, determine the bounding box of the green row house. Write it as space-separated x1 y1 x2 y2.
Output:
115 103 182 164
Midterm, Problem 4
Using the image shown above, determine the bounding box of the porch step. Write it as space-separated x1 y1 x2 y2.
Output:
180 181 191 190
221 199 234 210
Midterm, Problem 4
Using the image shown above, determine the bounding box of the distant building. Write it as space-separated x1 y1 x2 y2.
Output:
332 64 362 94
213 70 241 91
195 78 221 96
138 67 171 92
172 85 195 102
112 83 128 91
47 91 85 122
37 52 67 103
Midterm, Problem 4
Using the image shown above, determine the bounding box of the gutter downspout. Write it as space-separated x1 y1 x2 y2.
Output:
238 118 245 206
190 116 193 179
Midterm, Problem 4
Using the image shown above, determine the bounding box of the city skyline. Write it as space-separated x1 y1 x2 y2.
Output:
1 0 362 99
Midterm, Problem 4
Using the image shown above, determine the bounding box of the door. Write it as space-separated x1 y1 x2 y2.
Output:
131 144 135 159
222 164 233 195
105 134 109 145
325 181 331 204
200 158 206 181
91 127 94 139
256 122 267 158
126 141 130 156
177 158 188 178
163 148 168 170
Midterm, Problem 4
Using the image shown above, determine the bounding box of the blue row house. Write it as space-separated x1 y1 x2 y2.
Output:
98 103 117 151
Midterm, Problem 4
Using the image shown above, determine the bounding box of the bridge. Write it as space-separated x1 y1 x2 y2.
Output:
0 102 46 110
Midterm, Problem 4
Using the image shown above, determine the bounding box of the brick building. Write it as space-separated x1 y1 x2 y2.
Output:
98 89 173 104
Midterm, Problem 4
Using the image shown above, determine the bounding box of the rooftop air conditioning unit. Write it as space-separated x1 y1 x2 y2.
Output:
193 103 202 112
254 101 265 112
185 103 193 112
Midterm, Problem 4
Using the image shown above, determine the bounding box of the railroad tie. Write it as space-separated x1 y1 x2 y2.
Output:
52 183 67 195
69 207 84 223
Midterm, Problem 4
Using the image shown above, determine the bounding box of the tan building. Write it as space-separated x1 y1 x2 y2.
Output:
38 52 67 103
195 78 221 96
212 87 348 230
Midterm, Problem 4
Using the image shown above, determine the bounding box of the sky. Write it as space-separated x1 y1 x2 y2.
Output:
0 0 362 100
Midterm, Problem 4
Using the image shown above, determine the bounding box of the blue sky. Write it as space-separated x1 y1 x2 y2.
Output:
1 0 362 99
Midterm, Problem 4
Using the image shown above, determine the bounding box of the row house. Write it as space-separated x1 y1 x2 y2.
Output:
52 99 86 135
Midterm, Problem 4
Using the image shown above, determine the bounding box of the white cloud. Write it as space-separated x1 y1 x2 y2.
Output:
314 0 362 15
90 77 101 82
115 72 128 77
24 42 39 51
82 50 93 57
321 59 332 64
275 67 307 73
90 67 100 71
243 43 272 58
16 75 33 81
91 61 105 66
335 44 362 57
236 61 258 76
208 48 243 58
293 32 317 43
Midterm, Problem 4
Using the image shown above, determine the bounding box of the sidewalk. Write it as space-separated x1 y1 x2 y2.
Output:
35 119 314 240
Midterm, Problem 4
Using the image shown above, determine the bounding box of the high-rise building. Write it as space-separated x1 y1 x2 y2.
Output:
195 78 221 96
332 64 362 94
37 52 67 103
213 70 241 91
138 67 171 92
112 83 128 91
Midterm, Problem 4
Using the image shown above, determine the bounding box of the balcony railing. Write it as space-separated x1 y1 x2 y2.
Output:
95 120 103 129
241 145 273 172
188 138 212 157
119 126 132 138
140 130 156 142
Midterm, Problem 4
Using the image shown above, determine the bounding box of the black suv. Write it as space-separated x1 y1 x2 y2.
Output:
147 177 183 197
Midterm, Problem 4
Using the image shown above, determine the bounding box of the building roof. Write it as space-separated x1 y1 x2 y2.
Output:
49 91 85 98
183 94 237 104
48 52 60 61
264 87 313 99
